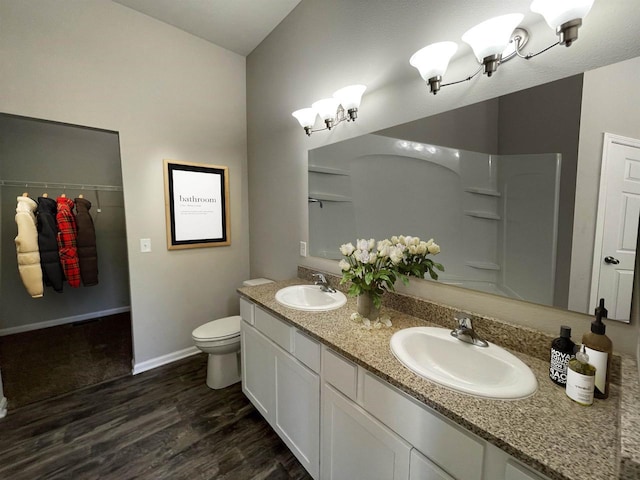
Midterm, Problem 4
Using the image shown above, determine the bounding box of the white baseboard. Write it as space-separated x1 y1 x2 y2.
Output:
132 346 200 375
0 396 7 418
0 307 131 336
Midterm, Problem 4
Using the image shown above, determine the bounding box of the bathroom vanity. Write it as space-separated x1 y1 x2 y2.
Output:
237 277 640 480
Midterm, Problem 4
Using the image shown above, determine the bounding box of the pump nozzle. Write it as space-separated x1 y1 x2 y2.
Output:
592 298 607 334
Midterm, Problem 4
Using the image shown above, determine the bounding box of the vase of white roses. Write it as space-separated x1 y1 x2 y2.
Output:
339 236 443 324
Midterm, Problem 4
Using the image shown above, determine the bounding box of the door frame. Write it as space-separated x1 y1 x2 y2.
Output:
590 132 640 319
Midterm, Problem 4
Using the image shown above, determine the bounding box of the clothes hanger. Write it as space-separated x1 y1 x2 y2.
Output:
22 192 28 197
42 193 48 198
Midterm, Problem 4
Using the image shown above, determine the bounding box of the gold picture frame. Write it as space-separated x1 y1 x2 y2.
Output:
163 159 230 250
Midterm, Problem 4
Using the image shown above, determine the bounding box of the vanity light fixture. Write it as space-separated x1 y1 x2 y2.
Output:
410 0 595 95
292 84 366 136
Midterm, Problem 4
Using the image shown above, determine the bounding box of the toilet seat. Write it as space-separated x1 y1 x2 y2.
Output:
192 315 241 341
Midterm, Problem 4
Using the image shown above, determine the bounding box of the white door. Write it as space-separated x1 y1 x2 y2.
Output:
321 384 411 480
274 349 320 479
241 323 275 420
591 133 640 321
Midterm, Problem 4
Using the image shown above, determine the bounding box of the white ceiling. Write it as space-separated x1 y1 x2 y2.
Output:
112 0 302 56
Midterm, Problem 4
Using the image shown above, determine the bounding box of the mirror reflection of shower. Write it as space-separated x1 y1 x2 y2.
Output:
308 134 560 307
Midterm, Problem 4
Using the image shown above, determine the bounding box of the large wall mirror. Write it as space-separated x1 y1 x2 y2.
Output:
308 56 640 322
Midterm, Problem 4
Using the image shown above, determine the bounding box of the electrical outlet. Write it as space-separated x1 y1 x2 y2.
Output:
140 238 151 253
300 241 307 257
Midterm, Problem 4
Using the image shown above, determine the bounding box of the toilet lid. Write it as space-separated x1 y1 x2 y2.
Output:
192 315 241 341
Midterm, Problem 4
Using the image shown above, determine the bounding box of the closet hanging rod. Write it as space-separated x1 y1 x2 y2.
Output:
0 180 123 192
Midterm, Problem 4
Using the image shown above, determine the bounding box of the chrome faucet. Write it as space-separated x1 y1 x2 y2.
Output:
312 273 336 293
450 313 488 348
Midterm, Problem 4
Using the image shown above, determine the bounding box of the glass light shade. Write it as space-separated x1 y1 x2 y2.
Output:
531 0 594 29
409 41 459 81
291 108 318 128
312 98 340 121
462 14 524 62
333 85 367 110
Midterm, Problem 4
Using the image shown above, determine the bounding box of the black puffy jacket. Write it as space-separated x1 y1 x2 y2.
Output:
36 196 64 292
75 197 99 286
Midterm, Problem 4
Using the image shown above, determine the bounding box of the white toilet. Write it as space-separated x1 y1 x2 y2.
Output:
192 278 272 389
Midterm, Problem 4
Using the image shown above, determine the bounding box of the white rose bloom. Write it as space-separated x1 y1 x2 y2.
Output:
428 242 440 254
390 236 399 244
389 247 403 264
378 244 390 258
357 238 369 251
339 259 350 271
340 242 355 256
425 238 434 247
398 235 407 245
369 253 378 264
409 245 418 255
377 239 391 250
417 242 428 255
368 238 376 250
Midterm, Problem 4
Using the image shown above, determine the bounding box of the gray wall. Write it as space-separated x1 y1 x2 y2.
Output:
247 0 640 355
0 114 130 330
0 0 249 367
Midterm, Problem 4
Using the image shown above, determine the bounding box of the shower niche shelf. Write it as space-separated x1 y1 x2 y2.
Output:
308 165 350 176
464 210 501 220
465 261 501 270
308 193 352 202
464 187 501 197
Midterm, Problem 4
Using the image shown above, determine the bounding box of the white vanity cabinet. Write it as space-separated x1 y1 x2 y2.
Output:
239 297 549 480
240 299 320 479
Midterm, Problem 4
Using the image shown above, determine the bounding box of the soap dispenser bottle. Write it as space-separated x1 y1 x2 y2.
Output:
549 325 576 386
581 298 613 399
566 345 596 406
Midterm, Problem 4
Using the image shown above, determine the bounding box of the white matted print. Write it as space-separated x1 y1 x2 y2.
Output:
164 159 230 249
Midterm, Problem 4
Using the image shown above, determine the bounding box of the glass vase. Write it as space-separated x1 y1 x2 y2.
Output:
357 291 381 320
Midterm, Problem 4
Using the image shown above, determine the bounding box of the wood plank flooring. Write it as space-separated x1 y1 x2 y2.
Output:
0 312 133 408
0 353 312 480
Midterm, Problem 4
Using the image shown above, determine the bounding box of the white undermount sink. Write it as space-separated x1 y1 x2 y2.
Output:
390 327 538 400
275 285 347 312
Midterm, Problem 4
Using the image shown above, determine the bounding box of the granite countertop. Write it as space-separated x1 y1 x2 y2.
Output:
238 278 640 480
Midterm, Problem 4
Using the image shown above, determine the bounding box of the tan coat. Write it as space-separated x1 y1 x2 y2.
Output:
15 196 43 298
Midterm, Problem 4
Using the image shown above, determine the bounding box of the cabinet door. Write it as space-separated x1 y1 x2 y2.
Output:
505 461 547 480
241 322 274 421
274 349 320 479
409 449 454 480
321 384 410 480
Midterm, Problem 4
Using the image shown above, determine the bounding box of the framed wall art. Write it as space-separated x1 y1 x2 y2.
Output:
164 159 230 249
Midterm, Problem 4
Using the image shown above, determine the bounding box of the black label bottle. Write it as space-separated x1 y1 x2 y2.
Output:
549 325 575 386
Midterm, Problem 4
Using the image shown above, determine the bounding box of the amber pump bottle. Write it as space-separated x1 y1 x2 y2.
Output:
581 298 613 399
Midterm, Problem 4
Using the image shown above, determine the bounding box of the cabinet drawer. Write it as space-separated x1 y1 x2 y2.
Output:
362 372 484 480
322 348 358 401
240 298 254 325
254 307 292 351
293 330 321 373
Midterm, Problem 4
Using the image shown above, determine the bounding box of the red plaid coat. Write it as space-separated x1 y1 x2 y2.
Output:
56 196 80 288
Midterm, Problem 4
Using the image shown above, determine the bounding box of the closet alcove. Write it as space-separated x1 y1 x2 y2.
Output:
0 113 132 409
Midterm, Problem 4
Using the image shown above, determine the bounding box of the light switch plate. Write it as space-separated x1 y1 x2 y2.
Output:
140 238 151 253
300 241 307 257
